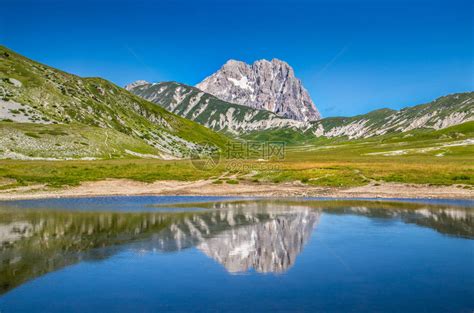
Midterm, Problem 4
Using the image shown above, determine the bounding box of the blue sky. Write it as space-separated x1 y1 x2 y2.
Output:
1 0 472 117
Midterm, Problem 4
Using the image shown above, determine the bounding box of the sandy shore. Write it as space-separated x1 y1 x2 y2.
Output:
0 179 472 200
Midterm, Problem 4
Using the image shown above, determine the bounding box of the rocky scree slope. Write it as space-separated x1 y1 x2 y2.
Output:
309 92 474 139
126 81 311 135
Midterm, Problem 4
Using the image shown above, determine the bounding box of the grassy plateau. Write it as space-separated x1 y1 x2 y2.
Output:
1 122 472 190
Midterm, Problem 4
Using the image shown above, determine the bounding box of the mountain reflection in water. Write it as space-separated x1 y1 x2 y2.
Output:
198 209 319 273
0 199 472 294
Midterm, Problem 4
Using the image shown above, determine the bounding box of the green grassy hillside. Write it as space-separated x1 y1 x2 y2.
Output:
309 92 474 139
0 46 230 159
0 122 162 160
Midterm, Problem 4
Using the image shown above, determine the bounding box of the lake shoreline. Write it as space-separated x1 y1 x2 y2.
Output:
0 179 472 201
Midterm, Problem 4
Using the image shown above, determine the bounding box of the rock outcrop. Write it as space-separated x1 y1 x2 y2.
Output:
196 59 321 122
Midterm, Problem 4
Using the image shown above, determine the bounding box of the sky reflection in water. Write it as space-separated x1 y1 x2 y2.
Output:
0 197 473 313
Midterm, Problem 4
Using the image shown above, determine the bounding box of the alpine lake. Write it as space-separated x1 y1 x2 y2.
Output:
0 196 472 313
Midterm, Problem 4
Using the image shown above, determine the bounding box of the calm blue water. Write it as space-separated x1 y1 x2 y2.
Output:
0 197 473 312
0 195 236 211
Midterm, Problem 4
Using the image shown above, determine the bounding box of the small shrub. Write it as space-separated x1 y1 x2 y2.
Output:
452 175 470 181
25 132 40 138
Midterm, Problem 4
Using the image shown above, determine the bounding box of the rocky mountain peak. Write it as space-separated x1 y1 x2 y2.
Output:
196 58 320 121
223 59 246 66
125 80 149 91
256 58 293 72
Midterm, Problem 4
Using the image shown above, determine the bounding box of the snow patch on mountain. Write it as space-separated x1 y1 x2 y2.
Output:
228 76 254 92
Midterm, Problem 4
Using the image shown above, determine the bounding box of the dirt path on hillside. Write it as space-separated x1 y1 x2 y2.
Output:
0 179 472 200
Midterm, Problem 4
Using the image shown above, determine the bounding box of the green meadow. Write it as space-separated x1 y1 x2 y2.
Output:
1 122 472 190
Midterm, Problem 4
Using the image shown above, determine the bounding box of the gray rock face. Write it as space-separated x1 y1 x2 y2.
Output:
196 59 321 122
